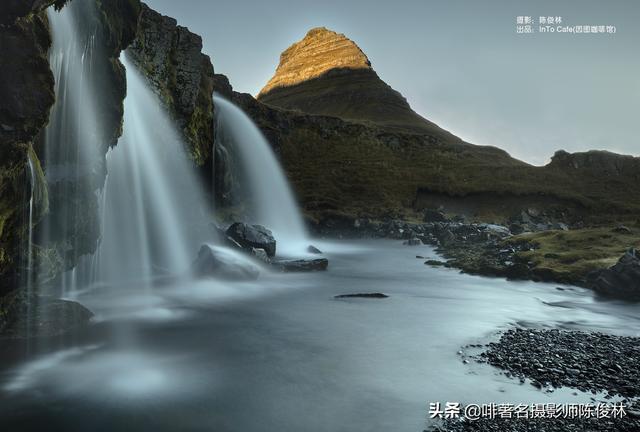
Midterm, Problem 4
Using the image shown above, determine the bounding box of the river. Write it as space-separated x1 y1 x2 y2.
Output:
1 239 639 431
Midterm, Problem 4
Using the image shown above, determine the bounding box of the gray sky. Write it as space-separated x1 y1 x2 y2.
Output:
146 0 639 165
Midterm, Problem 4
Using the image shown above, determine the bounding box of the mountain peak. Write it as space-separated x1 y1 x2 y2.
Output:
257 27 448 136
258 27 371 97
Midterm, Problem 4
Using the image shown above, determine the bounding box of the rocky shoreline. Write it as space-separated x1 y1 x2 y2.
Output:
478 329 640 398
427 409 640 432
426 328 640 432
313 211 640 300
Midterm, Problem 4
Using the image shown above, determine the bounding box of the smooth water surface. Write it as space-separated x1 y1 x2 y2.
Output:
1 240 639 432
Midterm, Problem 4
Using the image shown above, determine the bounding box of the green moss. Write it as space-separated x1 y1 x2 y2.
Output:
275 114 640 224
507 226 640 283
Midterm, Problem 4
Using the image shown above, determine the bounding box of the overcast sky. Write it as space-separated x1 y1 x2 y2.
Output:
146 0 639 165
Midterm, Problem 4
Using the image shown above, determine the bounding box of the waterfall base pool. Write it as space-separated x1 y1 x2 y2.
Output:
1 240 639 431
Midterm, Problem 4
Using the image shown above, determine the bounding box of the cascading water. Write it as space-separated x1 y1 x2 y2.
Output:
44 0 212 293
213 95 309 256
94 54 212 286
42 1 104 294
20 154 37 338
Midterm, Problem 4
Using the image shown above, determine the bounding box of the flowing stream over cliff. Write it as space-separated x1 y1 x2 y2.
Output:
42 3 210 293
93 54 211 286
213 95 308 256
41 2 104 295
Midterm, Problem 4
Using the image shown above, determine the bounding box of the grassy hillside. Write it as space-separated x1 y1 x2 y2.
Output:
230 90 640 225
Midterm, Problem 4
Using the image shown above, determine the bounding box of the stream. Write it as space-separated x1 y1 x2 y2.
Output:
2 239 640 431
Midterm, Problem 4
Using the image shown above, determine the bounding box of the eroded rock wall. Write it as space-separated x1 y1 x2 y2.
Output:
0 2 58 301
128 3 215 166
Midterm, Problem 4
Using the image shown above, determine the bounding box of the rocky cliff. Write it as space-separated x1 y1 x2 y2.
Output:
0 1 61 301
0 0 140 331
128 3 215 166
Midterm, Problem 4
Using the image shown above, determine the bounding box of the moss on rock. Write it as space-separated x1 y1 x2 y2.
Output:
128 4 215 165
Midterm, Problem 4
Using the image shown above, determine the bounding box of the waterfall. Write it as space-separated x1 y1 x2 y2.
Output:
94 54 212 285
21 154 37 338
44 0 212 291
213 95 308 256
42 1 104 294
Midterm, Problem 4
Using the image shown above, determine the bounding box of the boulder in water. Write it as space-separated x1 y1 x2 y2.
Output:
192 244 260 280
226 223 277 257
307 245 323 254
271 258 328 272
588 248 640 301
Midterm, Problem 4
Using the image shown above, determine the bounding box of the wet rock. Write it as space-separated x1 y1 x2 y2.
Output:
192 244 260 280
403 238 422 246
271 258 328 272
588 248 640 300
434 228 456 246
251 247 270 263
334 293 388 299
423 209 448 223
425 260 446 267
477 328 640 398
2 297 93 339
509 223 526 235
226 223 277 257
478 223 511 238
307 245 323 254
551 222 569 231
128 3 214 164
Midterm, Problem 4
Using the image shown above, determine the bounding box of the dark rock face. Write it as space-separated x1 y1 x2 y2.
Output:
271 258 328 272
128 4 215 166
192 244 260 281
226 223 277 257
0 3 56 297
1 0 140 329
588 249 640 300
0 0 68 26
550 149 640 177
423 209 448 223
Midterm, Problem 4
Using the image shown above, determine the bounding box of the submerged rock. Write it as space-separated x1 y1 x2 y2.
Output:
192 244 260 280
1 296 93 339
271 258 328 272
251 247 270 263
334 293 388 299
226 223 277 257
588 248 640 300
